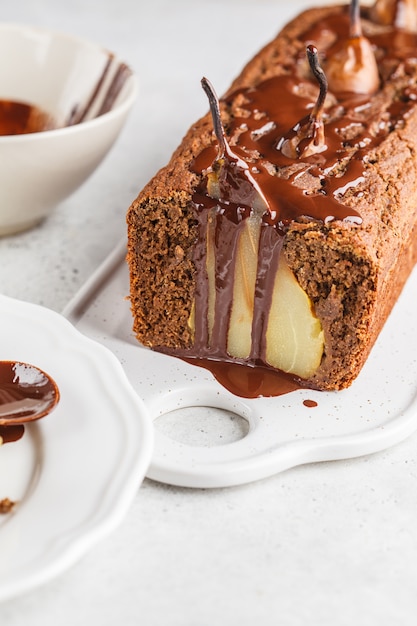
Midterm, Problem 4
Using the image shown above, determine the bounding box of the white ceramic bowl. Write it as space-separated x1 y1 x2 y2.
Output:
0 23 137 236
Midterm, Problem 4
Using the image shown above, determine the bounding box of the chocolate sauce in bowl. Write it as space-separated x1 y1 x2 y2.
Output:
0 55 132 135
0 100 56 135
161 5 417 397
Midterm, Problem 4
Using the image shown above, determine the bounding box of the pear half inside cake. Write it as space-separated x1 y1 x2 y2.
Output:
191 212 324 378
225 217 324 377
188 160 325 379
264 252 324 377
227 211 261 359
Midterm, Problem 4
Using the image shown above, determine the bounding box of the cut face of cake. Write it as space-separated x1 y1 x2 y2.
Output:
127 0 417 398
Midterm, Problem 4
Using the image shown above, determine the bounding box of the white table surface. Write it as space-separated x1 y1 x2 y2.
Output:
1 0 417 624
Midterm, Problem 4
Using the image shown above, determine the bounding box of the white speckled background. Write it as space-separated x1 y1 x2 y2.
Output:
1 0 417 624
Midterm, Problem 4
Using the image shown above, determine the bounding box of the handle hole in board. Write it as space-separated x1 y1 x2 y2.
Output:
154 405 250 448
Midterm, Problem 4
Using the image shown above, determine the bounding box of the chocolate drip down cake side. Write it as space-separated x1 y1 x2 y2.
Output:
127 0 417 398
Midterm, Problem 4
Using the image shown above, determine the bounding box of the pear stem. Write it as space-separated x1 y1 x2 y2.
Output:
306 45 328 123
201 77 227 157
350 0 362 39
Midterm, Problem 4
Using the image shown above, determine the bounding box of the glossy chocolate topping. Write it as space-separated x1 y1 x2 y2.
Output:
163 2 417 397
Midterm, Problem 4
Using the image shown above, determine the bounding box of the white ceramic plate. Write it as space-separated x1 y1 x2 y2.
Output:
0 293 153 602
64 241 417 489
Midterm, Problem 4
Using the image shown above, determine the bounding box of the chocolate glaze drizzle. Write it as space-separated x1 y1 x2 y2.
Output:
162 1 417 398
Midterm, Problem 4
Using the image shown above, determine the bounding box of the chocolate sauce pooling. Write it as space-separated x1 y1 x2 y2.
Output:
163 6 417 398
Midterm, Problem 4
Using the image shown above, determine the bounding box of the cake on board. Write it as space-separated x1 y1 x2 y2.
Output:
127 0 417 398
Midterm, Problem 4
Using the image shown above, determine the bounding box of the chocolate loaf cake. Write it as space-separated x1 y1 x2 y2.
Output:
127 0 417 398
